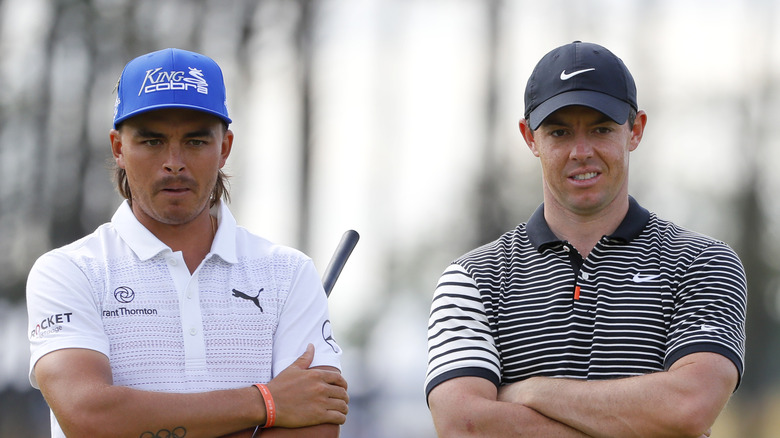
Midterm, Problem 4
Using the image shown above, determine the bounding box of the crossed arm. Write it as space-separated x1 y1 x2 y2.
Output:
34 344 348 438
429 352 737 438
429 376 590 437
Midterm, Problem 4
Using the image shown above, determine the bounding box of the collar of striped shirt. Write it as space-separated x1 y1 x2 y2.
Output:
528 195 651 252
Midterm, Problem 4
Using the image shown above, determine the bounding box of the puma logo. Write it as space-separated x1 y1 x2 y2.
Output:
232 288 264 312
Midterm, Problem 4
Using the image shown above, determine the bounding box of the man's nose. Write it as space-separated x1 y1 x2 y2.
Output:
570 137 594 160
163 145 185 173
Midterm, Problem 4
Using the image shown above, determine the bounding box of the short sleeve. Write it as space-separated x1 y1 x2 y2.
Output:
665 242 747 386
27 251 110 388
271 258 341 375
425 263 501 402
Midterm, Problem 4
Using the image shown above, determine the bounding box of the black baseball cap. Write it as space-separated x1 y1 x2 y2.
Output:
524 41 637 130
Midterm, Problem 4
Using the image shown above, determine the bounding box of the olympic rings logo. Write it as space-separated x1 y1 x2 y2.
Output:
140 427 186 438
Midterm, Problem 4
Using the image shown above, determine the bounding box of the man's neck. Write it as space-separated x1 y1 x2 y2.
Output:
543 196 629 259
134 206 216 274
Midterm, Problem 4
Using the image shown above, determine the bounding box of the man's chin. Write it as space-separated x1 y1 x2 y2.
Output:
566 195 624 217
138 204 208 226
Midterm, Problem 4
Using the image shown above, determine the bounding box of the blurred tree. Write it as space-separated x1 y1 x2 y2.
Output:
296 0 315 253
734 170 778 437
731 6 780 427
474 0 510 246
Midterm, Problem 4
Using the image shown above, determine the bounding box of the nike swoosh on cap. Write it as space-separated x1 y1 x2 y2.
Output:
560 68 596 80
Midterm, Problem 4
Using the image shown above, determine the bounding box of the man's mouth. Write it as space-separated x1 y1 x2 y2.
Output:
571 172 598 181
156 176 197 194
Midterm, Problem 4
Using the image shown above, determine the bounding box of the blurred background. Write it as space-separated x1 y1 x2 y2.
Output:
1 0 779 436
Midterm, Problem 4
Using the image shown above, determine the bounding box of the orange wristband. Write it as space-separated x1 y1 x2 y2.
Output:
254 383 276 428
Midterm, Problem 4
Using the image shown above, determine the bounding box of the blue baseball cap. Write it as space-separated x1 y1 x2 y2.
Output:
524 41 637 130
113 48 232 128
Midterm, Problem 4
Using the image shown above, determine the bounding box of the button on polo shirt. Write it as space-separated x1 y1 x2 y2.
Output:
161 249 209 375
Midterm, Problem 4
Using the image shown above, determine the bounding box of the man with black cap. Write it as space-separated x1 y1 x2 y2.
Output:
425 41 746 437
27 48 348 438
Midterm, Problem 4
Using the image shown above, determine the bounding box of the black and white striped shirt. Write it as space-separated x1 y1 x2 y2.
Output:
425 197 746 400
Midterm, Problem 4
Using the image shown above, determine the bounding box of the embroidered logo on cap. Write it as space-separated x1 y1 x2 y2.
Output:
138 66 209 96
560 68 596 81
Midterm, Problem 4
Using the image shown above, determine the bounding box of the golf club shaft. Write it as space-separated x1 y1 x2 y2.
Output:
322 230 360 297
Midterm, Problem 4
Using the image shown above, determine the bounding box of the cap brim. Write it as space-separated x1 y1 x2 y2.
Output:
113 104 233 128
528 90 632 130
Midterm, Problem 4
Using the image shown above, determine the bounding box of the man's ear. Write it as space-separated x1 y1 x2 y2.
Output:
628 110 647 152
519 118 540 157
110 129 125 169
219 129 234 169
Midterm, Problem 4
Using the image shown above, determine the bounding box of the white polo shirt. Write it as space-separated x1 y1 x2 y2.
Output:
28 201 341 436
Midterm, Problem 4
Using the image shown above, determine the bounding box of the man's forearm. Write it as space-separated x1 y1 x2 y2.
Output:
434 397 590 437
502 376 679 438
498 353 737 438
37 347 348 438
428 377 590 437
50 383 266 438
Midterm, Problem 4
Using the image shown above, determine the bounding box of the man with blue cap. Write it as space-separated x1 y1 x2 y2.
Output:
27 48 348 438
425 41 746 437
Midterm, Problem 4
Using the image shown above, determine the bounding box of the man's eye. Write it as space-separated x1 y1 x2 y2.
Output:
144 139 162 146
550 129 567 137
595 127 612 134
189 139 207 146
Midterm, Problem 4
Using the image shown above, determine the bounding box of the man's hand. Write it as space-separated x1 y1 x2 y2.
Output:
267 344 349 428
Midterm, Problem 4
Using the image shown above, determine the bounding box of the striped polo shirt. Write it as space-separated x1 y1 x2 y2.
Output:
425 197 746 400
